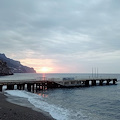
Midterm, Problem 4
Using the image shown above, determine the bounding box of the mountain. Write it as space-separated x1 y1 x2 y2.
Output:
0 53 36 73
0 60 13 75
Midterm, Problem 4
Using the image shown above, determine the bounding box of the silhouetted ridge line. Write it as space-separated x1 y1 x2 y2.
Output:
0 53 36 73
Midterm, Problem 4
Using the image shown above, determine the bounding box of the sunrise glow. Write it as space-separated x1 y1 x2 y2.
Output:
36 67 53 73
20 59 55 73
41 67 49 73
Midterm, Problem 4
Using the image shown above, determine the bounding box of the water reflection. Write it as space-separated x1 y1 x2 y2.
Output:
38 93 48 98
41 73 46 80
42 73 46 77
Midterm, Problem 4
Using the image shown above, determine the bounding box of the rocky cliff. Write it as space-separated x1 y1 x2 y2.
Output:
0 60 13 75
0 54 36 73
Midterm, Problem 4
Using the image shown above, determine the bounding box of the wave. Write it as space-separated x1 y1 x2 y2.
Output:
5 90 89 120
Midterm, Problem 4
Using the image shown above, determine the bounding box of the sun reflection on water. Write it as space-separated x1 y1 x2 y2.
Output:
38 93 48 98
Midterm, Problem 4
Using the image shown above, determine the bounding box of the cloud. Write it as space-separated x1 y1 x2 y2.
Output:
0 0 120 73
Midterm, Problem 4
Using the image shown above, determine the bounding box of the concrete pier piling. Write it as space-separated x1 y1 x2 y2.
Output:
92 80 96 86
17 84 25 90
27 83 31 92
7 85 14 90
113 79 116 84
17 84 21 90
106 80 110 85
31 84 34 92
0 85 3 91
99 80 103 85
85 80 89 86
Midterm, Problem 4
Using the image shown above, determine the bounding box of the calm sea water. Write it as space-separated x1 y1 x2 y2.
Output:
1 73 120 120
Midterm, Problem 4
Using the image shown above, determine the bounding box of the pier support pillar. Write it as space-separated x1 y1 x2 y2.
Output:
35 83 38 92
85 81 89 86
27 84 31 92
17 84 21 90
99 80 103 85
113 80 115 84
39 83 41 90
45 82 47 90
35 83 41 92
21 84 25 90
92 80 96 86
36 83 41 91
23 84 25 90
113 79 117 84
40 83 43 90
0 85 3 92
106 80 110 85
32 84 34 92
46 82 49 89
42 83 45 90
7 85 14 90
47 82 52 89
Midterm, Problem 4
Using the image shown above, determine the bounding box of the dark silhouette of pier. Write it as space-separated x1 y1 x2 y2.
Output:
0 78 117 92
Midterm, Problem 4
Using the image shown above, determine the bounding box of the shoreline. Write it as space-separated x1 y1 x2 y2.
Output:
0 92 55 120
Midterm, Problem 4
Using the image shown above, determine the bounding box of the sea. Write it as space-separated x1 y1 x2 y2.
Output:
0 73 120 120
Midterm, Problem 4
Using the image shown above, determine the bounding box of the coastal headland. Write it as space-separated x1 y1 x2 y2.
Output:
0 53 36 74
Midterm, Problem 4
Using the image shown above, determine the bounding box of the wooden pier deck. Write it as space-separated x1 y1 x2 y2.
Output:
0 78 117 92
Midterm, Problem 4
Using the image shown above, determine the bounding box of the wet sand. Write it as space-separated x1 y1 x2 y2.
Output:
0 93 54 120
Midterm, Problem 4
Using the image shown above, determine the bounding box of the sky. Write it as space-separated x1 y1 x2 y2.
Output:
0 0 120 73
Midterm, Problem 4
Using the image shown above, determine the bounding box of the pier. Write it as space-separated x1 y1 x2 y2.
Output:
0 78 117 92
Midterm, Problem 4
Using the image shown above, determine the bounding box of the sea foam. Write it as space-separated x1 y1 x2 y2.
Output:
5 90 70 120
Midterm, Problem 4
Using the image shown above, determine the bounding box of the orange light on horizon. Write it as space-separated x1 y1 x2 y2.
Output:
20 58 54 73
19 58 75 73
41 67 49 73
36 67 53 73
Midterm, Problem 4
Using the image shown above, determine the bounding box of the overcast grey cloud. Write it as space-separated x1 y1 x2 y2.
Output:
0 0 120 73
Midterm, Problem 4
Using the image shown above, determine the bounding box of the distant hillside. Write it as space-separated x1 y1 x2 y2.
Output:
0 53 36 73
0 60 13 75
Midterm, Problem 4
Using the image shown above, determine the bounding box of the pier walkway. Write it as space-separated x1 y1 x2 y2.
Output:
0 78 117 92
